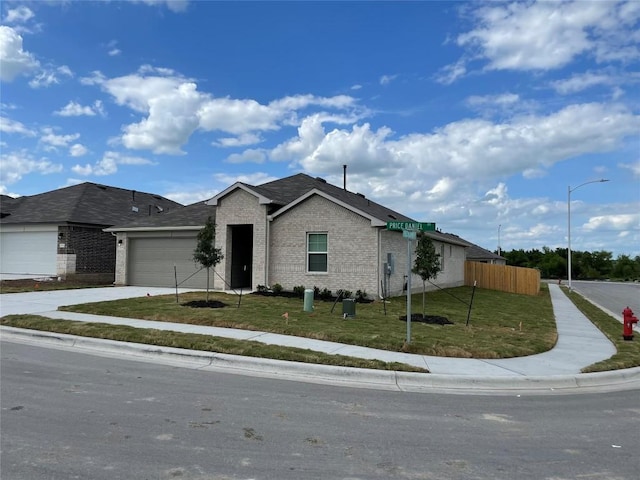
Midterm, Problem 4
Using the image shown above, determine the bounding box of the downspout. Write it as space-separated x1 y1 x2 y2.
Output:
265 211 270 287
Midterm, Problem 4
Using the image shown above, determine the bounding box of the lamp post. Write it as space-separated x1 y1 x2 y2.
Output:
567 179 609 290
498 224 501 257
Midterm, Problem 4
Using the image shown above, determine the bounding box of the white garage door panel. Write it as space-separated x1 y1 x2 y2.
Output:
0 231 57 275
128 237 208 288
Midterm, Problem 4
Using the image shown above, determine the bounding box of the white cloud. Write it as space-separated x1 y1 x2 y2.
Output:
0 116 35 136
212 133 262 147
466 93 519 107
83 67 360 155
71 151 155 176
4 6 35 24
29 65 73 88
0 150 63 186
213 171 278 188
40 128 80 148
583 214 639 232
0 25 39 81
379 74 398 86
132 0 190 13
224 149 266 164
70 144 89 157
619 160 640 177
108 48 121 56
55 100 105 117
350 84 362 90
443 1 640 81
550 72 616 94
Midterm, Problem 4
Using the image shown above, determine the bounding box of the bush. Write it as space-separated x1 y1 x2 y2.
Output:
340 289 352 299
313 286 320 298
355 289 368 302
293 285 306 298
272 283 283 295
256 284 269 293
319 287 332 300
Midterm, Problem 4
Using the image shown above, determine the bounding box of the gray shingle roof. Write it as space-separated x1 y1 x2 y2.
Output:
106 200 215 230
0 182 182 227
256 173 415 223
465 242 505 261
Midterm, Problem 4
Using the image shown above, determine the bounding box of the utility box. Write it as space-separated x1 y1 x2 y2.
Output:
303 288 314 312
342 298 356 318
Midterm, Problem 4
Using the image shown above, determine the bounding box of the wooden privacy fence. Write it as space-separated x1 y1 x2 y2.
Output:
464 261 540 296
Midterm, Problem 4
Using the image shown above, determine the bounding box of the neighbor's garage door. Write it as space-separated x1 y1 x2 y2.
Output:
127 236 208 288
0 231 57 275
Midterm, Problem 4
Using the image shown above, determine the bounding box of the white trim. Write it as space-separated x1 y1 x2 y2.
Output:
104 226 202 233
268 189 386 227
205 182 273 206
307 231 328 273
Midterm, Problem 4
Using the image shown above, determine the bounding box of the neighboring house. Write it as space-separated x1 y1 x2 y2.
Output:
465 242 507 265
108 173 470 297
0 182 182 281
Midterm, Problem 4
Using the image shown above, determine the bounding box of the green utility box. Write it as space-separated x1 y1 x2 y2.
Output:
303 288 314 312
342 299 356 318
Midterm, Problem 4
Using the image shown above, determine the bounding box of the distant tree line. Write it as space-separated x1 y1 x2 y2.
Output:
501 247 640 281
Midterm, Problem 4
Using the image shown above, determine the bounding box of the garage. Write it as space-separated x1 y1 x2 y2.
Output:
0 230 57 276
127 236 209 288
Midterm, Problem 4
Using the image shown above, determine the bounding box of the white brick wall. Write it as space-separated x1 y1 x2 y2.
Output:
269 194 380 295
213 189 268 290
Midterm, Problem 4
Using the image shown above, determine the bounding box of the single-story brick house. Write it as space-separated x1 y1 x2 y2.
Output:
107 173 471 297
0 182 181 281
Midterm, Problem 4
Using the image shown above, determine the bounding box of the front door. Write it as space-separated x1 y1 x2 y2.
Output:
230 224 253 289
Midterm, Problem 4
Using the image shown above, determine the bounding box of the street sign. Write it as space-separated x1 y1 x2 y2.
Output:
386 221 436 232
402 230 416 240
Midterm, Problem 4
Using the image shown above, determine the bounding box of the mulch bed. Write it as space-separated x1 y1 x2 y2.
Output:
182 300 227 309
399 314 454 325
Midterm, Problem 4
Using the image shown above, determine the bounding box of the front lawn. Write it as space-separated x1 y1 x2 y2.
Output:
47 285 557 358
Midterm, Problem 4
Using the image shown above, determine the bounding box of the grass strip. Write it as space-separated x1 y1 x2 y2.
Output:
562 288 640 372
56 285 557 359
0 315 428 373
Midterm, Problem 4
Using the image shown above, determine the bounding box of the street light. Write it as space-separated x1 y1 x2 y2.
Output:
567 179 609 290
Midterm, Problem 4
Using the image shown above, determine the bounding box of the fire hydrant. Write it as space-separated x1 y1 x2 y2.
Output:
622 307 638 341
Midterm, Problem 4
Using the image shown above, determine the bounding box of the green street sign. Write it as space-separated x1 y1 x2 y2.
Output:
386 221 436 232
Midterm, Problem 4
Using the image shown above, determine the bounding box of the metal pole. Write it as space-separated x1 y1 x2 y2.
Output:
406 237 412 344
498 224 501 256
568 185 572 291
567 179 609 292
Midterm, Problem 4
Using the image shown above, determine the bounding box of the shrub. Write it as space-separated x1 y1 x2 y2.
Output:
355 289 368 302
313 286 320 298
341 289 352 299
256 284 269 293
319 287 332 300
293 285 306 298
272 283 283 295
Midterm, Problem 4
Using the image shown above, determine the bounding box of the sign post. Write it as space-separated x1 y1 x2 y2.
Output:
386 222 436 344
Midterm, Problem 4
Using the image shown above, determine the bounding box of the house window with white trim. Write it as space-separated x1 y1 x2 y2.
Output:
307 233 328 272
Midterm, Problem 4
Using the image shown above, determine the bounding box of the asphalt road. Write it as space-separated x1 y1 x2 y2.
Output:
2 341 639 480
570 280 640 317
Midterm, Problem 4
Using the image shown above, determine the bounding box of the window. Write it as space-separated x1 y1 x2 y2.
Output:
440 244 445 272
307 233 327 272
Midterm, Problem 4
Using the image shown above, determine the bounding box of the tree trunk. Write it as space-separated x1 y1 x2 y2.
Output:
206 267 210 302
422 280 426 316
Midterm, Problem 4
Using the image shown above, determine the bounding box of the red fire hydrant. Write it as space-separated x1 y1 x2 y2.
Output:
622 307 638 341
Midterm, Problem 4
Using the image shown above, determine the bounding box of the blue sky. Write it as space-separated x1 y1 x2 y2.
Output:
1 0 639 257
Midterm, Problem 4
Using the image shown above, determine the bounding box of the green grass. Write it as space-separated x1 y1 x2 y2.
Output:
562 288 640 372
0 279 112 293
0 315 427 373
50 285 557 358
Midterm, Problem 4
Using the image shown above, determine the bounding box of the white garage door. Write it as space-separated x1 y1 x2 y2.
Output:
128 236 209 288
0 231 57 275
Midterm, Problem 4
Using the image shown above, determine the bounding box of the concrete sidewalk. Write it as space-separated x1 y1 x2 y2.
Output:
2 283 639 393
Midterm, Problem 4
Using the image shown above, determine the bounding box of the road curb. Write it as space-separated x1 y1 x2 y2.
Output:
2 326 640 395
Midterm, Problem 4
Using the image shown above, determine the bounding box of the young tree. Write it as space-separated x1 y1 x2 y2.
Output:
412 234 442 317
193 216 223 301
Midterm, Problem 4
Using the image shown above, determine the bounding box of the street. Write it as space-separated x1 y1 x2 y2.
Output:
2 341 639 480
570 280 640 317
